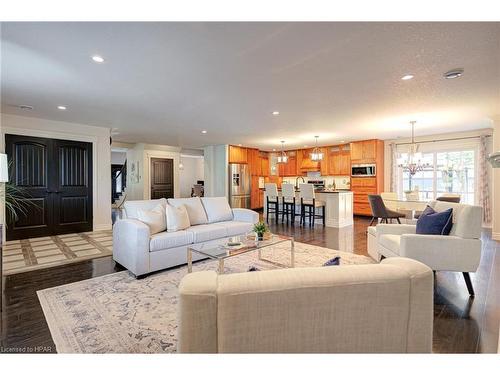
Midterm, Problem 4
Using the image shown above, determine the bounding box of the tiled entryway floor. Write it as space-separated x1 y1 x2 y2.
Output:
2 231 113 275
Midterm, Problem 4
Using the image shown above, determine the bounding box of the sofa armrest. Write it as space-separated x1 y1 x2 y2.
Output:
400 234 481 272
112 219 151 277
232 208 259 224
376 224 416 238
178 271 218 353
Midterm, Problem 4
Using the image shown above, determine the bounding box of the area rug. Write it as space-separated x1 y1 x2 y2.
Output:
37 241 374 353
3 231 113 275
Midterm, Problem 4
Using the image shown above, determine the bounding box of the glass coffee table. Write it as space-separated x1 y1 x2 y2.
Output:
187 233 294 274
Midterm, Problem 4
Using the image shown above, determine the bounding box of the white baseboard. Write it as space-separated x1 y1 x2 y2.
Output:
94 223 112 231
492 232 500 241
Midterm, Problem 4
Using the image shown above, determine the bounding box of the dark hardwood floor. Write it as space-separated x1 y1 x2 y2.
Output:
1 215 498 353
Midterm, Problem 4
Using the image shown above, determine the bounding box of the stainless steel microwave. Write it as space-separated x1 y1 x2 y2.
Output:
351 164 376 177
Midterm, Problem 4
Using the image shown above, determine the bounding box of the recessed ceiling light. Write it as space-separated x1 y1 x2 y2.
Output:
17 104 33 110
57 105 67 110
238 144 242 146
401 74 414 81
201 130 207 134
272 111 280 116
444 68 464 79
92 55 105 63
272 148 276 151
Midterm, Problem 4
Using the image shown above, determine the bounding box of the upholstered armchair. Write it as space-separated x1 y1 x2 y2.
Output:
376 200 483 296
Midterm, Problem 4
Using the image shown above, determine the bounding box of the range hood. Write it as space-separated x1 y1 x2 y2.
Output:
299 149 320 171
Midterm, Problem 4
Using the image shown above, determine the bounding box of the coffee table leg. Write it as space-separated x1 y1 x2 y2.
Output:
218 259 224 274
291 238 295 268
187 248 193 273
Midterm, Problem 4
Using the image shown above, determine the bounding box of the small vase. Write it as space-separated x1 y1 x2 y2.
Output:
257 232 264 241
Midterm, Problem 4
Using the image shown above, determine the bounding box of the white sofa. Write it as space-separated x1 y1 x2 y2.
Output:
113 197 259 277
376 200 482 295
178 257 434 353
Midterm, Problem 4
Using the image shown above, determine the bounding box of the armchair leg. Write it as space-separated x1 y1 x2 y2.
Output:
369 217 376 226
463 272 475 297
396 217 401 224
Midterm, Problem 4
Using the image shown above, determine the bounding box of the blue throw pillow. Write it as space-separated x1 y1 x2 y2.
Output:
323 256 341 266
416 206 453 235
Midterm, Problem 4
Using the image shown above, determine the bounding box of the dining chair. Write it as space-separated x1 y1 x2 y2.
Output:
368 194 405 226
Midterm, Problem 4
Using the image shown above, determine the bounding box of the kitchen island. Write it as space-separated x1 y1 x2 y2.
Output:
262 189 354 228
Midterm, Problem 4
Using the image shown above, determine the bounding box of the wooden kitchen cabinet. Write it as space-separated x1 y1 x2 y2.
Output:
350 140 383 163
328 145 351 176
248 148 261 176
250 175 261 209
229 145 248 164
260 154 270 177
278 151 297 176
319 148 329 176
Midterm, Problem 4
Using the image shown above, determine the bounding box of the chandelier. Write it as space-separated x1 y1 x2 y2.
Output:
277 140 288 163
310 136 323 161
397 121 430 175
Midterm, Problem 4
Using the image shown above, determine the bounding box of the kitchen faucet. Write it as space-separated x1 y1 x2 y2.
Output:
295 176 305 190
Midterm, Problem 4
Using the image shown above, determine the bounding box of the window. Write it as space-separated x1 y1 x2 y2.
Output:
398 148 476 205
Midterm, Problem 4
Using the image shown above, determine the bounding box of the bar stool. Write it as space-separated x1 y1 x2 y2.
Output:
298 183 325 227
281 183 297 224
265 183 281 223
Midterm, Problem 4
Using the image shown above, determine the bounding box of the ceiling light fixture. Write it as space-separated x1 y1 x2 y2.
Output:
92 55 105 63
57 105 67 110
238 144 242 146
201 130 207 134
401 74 414 80
277 141 288 164
444 68 464 79
272 111 280 116
397 121 431 176
310 136 324 161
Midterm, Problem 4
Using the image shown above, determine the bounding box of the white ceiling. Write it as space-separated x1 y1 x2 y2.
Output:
1 22 499 150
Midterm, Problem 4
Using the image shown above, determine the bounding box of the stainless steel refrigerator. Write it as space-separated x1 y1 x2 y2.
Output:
228 163 251 208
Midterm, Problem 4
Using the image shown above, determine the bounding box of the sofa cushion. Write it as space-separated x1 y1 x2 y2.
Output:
186 224 228 243
124 198 167 220
150 230 194 252
137 204 167 234
378 234 401 255
416 206 453 235
168 197 208 225
214 221 253 237
166 204 191 232
201 197 233 223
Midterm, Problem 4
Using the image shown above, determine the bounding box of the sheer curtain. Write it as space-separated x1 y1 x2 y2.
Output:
478 135 491 224
390 142 398 193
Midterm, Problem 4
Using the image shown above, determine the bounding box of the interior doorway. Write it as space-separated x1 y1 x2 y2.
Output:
150 157 174 199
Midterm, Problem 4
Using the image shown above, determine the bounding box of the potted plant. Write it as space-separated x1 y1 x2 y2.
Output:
253 221 268 241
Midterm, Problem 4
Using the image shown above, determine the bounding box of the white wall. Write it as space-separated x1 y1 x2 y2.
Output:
111 151 127 165
126 143 182 200
179 155 204 197
0 113 112 231
203 144 228 198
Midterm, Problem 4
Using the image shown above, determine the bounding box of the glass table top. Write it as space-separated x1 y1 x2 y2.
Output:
188 233 292 260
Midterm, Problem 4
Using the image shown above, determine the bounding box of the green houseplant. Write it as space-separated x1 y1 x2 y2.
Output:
253 221 268 241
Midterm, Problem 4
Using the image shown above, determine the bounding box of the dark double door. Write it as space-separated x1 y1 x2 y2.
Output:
5 135 93 240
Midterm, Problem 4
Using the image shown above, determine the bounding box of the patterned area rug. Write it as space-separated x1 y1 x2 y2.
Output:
37 241 374 353
3 231 113 275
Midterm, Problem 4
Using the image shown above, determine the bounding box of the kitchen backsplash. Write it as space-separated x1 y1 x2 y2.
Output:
281 175 351 189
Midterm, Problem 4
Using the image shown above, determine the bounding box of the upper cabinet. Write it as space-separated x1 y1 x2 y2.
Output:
328 144 351 176
260 152 270 177
229 145 248 164
278 150 297 176
350 140 383 163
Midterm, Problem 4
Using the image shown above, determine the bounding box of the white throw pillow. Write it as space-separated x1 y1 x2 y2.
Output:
201 197 233 223
166 203 191 232
137 205 167 234
168 197 208 226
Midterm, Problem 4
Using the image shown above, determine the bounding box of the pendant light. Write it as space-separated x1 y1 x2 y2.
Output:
277 141 288 163
310 136 323 161
397 121 430 175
